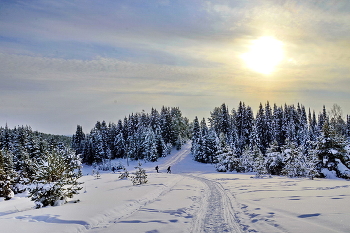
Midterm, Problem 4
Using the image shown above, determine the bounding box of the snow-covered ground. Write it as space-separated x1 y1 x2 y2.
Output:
1 143 350 232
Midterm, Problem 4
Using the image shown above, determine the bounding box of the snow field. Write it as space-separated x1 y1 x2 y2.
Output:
1 142 350 233
206 173 350 232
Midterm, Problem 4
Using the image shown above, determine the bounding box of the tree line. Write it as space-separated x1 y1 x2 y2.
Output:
1 102 349 207
192 102 350 179
72 106 190 166
0 125 81 207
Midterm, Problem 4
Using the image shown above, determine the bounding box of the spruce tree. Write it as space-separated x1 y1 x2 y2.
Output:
215 133 238 172
314 122 350 178
28 149 83 208
281 140 306 177
0 150 17 200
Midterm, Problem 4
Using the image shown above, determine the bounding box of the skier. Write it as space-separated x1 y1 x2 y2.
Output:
167 166 171 174
155 165 159 173
112 166 116 173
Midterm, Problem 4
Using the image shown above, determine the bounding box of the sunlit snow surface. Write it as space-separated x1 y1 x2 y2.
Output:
1 143 350 232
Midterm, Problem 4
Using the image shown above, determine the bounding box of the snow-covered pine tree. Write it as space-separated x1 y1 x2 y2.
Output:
254 149 268 178
281 140 306 177
265 140 283 175
114 132 125 159
346 115 350 140
308 109 318 142
191 116 201 154
318 105 328 132
0 150 17 200
175 134 182 150
314 122 350 179
72 125 85 155
14 150 36 194
215 133 238 172
265 101 275 147
28 149 83 208
204 129 219 163
194 135 206 163
160 106 175 145
256 103 268 154
273 104 284 146
143 127 158 162
238 145 256 173
234 102 254 155
305 147 321 180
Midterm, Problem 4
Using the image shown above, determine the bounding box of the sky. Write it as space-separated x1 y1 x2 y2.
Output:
1 0 350 135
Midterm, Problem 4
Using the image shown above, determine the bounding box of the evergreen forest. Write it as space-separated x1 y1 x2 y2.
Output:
1 103 350 207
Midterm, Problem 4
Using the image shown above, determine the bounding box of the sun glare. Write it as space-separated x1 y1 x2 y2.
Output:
241 36 284 75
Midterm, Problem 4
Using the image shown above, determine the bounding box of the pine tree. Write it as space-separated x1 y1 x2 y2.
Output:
191 116 201 154
256 103 268 154
28 149 83 208
143 127 158 162
265 140 283 175
305 148 321 180
273 104 284 146
114 132 126 159
254 150 268 178
215 133 238 172
203 129 219 163
281 140 306 177
314 122 350 178
194 135 206 163
72 125 85 155
0 150 17 200
238 146 256 173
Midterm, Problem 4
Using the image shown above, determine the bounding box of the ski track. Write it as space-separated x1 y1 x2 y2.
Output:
188 175 242 233
82 175 185 232
83 143 243 233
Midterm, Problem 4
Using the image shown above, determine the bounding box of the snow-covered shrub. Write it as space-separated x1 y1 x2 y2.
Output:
28 149 83 208
130 166 148 185
118 168 129 179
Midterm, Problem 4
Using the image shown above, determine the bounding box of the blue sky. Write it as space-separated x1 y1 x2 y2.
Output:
1 0 350 134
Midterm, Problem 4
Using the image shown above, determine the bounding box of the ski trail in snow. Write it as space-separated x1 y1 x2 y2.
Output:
188 175 242 233
158 143 242 232
83 175 185 232
83 144 193 232
85 143 243 233
159 142 192 170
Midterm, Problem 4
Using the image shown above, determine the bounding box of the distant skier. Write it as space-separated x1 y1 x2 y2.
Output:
155 165 159 173
167 166 171 174
112 166 116 173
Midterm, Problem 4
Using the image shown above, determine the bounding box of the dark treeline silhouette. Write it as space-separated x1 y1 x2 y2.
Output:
192 102 350 179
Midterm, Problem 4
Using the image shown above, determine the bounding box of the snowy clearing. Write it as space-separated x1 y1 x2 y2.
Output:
1 143 350 232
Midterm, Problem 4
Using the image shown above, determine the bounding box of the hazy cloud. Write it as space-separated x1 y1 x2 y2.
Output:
0 0 349 134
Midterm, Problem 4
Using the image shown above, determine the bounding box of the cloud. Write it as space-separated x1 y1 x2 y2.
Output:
1 0 350 134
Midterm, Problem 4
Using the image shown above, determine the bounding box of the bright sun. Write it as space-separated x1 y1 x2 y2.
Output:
241 36 284 75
